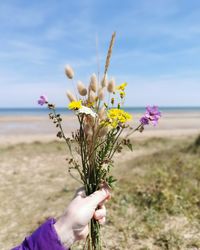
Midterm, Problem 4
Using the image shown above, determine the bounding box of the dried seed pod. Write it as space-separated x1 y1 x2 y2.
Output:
88 90 96 102
57 131 63 138
66 90 76 102
77 81 87 96
107 78 115 93
99 126 108 137
98 106 106 120
84 124 92 136
111 97 114 105
89 73 97 92
98 88 104 101
64 65 74 79
84 124 90 133
86 115 95 126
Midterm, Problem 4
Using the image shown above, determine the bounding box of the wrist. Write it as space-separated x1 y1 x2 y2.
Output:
54 217 76 248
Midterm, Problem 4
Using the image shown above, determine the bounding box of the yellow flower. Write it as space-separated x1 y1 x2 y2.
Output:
110 120 118 128
104 108 132 128
120 91 125 98
116 82 127 91
86 101 95 108
68 100 82 110
100 120 110 127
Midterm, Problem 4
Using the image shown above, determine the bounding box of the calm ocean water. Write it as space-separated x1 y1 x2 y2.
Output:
0 107 199 116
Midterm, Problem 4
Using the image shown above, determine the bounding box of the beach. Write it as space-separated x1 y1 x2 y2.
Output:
0 111 200 145
0 111 200 249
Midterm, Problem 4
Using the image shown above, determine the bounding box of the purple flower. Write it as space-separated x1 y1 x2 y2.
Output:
140 116 149 125
140 106 161 126
38 95 48 106
146 105 161 118
145 105 161 126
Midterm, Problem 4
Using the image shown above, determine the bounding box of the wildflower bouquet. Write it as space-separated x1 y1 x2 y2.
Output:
38 32 161 250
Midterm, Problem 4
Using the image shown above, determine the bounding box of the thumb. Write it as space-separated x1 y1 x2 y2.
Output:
86 187 110 208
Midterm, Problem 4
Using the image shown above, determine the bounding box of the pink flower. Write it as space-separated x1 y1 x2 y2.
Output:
38 95 48 106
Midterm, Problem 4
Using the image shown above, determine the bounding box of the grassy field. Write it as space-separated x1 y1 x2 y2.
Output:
0 135 200 250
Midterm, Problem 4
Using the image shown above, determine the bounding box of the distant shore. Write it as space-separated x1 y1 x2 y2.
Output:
0 111 199 146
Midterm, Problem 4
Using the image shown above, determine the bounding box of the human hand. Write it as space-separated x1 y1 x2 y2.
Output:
54 185 111 248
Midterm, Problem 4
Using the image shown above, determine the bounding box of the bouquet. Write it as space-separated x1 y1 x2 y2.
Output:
38 32 161 250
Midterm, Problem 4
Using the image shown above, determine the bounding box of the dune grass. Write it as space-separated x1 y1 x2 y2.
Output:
107 135 200 249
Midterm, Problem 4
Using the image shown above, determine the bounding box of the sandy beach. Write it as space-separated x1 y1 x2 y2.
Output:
0 112 200 145
0 111 200 249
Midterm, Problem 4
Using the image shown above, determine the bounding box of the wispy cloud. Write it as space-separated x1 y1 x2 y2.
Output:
0 40 56 65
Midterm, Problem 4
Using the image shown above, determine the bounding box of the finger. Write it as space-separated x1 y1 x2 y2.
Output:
97 190 111 207
74 225 89 240
94 205 106 220
99 182 111 191
99 182 111 204
98 217 106 225
101 193 111 204
86 187 110 207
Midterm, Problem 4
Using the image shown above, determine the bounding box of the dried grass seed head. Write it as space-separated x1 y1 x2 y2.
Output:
64 65 74 79
101 74 107 87
104 32 116 76
98 106 106 120
90 73 97 92
98 87 105 101
88 90 96 102
107 78 115 93
66 90 76 102
77 81 87 96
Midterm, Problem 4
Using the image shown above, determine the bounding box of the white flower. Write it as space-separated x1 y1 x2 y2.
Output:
76 106 97 118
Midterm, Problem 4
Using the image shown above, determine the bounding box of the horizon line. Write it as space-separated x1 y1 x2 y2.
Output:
0 106 200 109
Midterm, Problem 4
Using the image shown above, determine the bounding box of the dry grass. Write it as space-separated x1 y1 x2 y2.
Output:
0 135 200 250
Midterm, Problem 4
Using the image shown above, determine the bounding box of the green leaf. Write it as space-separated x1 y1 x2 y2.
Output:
127 143 133 151
106 175 117 188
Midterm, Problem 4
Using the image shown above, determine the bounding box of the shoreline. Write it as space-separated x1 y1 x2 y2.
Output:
0 112 199 146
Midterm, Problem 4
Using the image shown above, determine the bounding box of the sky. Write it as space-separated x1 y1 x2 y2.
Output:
0 0 200 107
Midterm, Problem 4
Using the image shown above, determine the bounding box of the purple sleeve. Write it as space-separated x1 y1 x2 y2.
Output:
11 218 69 250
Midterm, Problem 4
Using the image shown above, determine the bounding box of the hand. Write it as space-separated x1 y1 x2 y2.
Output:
54 185 111 247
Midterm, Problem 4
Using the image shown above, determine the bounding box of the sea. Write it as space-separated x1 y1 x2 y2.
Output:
0 107 199 116
0 107 199 136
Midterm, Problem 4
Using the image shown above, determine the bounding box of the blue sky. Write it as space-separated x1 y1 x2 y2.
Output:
0 0 200 107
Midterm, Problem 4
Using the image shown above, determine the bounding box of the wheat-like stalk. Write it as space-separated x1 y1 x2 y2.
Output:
103 32 116 80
